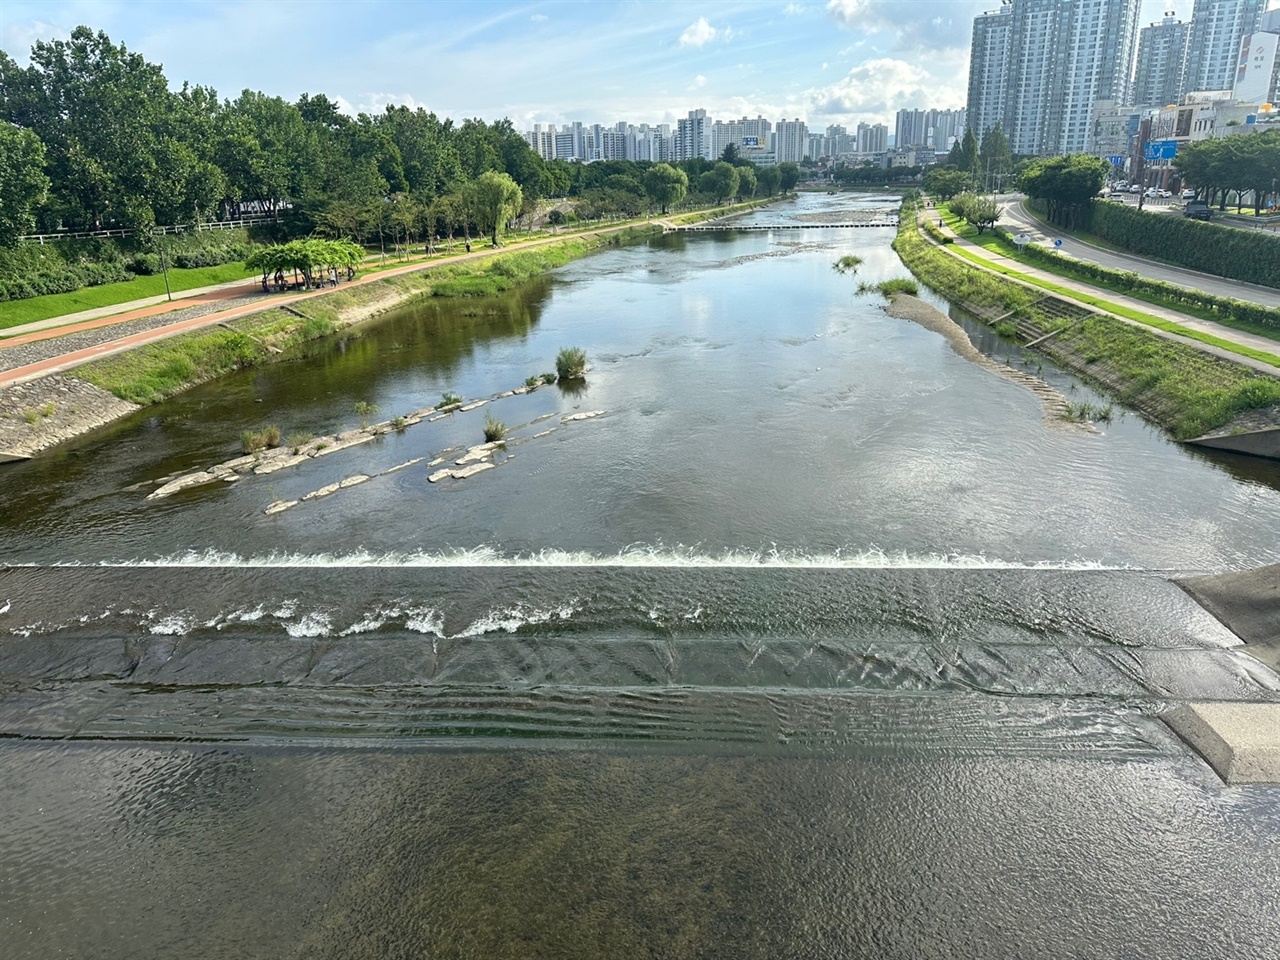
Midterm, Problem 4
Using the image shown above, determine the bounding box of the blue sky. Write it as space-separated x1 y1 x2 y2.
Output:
2 1 1199 129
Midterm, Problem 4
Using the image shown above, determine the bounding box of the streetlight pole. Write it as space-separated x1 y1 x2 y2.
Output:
158 234 172 301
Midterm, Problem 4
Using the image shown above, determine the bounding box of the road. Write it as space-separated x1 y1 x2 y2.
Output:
998 199 1280 311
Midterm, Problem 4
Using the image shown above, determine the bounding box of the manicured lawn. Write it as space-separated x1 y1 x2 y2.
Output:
939 209 1280 345
938 243 1280 369
0 262 258 330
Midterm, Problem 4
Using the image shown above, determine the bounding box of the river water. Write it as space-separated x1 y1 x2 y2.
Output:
3 194 1280 958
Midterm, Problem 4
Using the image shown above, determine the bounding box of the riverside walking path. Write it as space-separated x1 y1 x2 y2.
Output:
921 209 1280 379
0 216 689 388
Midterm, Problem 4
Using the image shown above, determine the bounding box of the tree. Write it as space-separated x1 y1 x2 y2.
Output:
1018 154 1109 228
921 168 973 201
955 128 980 181
720 143 740 164
0 123 51 245
978 123 1012 190
757 166 782 196
467 170 522 246
778 162 800 192
642 163 688 213
950 192 1001 234
736 166 757 199
704 161 739 203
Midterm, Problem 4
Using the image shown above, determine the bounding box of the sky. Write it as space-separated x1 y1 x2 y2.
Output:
1 0 1204 130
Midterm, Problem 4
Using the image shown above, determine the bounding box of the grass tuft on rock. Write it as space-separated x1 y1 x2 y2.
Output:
556 347 587 380
483 412 508 443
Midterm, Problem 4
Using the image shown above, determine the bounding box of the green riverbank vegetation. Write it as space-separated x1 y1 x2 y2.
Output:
833 256 863 274
894 200 1280 439
556 347 588 380
73 229 648 405
483 413 508 443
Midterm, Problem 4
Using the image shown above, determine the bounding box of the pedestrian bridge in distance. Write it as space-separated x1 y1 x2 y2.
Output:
663 220 899 233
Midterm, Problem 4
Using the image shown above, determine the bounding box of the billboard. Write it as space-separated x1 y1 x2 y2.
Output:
1234 32 1279 104
741 136 760 147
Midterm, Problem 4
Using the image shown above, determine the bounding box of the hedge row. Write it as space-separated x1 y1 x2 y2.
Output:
1001 228 1280 331
1028 198 1280 290
0 229 253 302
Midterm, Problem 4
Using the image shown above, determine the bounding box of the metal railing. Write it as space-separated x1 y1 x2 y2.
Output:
19 216 278 244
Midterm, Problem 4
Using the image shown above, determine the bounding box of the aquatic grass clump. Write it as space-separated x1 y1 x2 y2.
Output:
833 255 864 274
287 432 314 453
525 375 542 388
483 412 508 443
441 391 463 408
1061 402 1114 424
353 400 379 428
877 278 919 298
540 372 557 385
240 425 283 454
556 347 588 380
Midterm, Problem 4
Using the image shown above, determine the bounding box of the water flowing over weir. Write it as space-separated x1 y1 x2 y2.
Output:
3 194 1280 959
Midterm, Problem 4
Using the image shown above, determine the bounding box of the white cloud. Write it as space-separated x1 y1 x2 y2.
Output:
690 74 708 90
805 57 965 124
530 13 548 22
678 17 718 47
783 2 809 13
825 0 874 27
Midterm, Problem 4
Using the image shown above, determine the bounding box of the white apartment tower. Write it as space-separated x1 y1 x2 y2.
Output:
856 122 888 153
1183 0 1268 95
966 6 1014 145
966 0 1142 156
676 109 712 162
894 109 930 148
1134 12 1192 108
774 119 809 162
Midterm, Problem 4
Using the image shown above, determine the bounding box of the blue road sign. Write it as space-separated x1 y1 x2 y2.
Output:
1106 156 1125 166
1143 140 1178 161
1054 239 1063 248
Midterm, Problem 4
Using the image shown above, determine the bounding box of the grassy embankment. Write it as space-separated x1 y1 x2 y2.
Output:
74 225 660 405
0 197 779 334
896 204 1280 439
936 208 1280 348
0 263 258 330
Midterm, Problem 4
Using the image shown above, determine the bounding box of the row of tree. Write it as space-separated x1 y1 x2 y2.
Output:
1173 130 1280 214
0 27 806 250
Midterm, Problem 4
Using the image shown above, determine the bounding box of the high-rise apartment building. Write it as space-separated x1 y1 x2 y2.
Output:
1184 0 1267 94
855 122 888 153
774 119 809 162
966 0 1141 156
894 109 930 148
676 109 712 162
1233 10 1280 104
966 6 1014 144
1134 12 1192 107
710 117 772 159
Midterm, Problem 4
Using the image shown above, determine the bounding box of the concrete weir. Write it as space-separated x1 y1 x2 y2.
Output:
1166 563 1280 784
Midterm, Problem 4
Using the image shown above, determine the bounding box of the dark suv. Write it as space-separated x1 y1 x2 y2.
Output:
1183 200 1213 221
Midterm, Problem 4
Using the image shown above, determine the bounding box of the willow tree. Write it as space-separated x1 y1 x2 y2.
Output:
467 170 522 246
643 163 688 213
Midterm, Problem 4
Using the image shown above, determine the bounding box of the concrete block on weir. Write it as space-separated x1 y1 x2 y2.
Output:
1165 703 1280 784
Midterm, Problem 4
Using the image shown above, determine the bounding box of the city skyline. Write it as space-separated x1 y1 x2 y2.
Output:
1 0 1203 131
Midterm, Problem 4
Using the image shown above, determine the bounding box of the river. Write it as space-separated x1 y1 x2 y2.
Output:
2 193 1279 958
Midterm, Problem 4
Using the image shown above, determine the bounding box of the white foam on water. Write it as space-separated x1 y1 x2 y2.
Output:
404 608 445 638
453 600 581 639
340 606 403 637
149 614 195 636
50 544 1141 572
284 611 332 638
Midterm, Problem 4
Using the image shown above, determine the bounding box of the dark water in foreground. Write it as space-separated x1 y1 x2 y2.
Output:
2 195 1280 957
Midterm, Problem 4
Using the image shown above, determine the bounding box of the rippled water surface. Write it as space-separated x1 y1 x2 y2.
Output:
2 194 1279 958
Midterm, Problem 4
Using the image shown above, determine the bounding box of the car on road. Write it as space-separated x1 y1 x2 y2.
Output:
1181 188 1196 200
1158 189 1172 198
1184 199 1213 220
1144 187 1159 198
1129 184 1143 193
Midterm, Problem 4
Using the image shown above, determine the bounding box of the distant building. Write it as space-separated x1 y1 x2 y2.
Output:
676 109 713 162
1233 27 1280 105
1183 0 1267 96
774 119 809 162
856 122 888 154
966 0 1142 156
1134 12 1191 108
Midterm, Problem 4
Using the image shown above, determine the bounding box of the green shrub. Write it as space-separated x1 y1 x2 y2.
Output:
354 400 379 427
483 412 508 443
877 278 920 297
525 375 542 388
540 372 557 385
556 346 588 380
441 391 462 407
262 425 282 448
241 430 266 454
